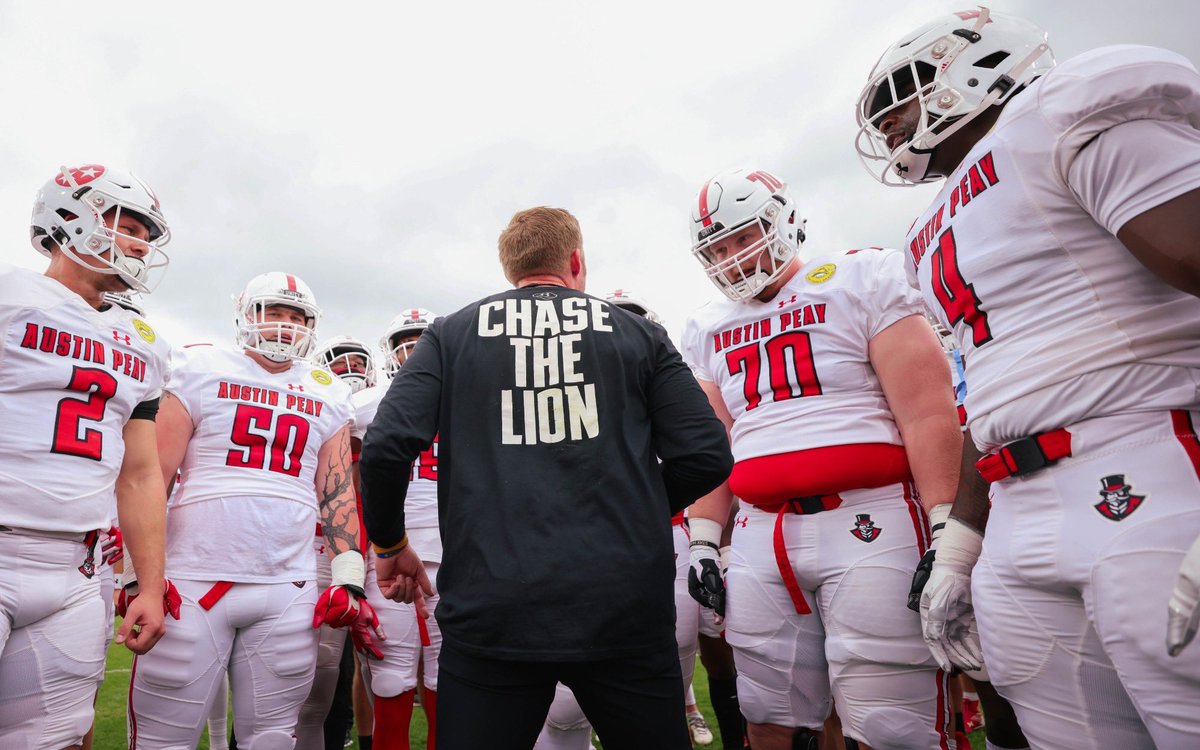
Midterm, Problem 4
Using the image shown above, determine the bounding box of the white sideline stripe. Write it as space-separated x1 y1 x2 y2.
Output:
107 667 132 673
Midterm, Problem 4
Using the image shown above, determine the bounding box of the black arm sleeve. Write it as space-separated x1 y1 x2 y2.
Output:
360 324 443 549
129 397 160 422
647 329 734 514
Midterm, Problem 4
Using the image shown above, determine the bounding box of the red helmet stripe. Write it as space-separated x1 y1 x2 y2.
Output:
285 274 298 292
697 179 714 227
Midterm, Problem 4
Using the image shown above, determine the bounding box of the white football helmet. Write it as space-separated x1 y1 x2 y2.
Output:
689 168 806 302
30 164 171 293
856 7 1054 185
312 335 377 393
234 272 321 362
102 292 146 317
380 308 437 376
604 289 663 324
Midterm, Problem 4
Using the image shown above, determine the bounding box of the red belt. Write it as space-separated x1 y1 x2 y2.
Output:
671 511 686 527
417 610 432 647
199 581 234 610
976 429 1072 483
753 495 842 616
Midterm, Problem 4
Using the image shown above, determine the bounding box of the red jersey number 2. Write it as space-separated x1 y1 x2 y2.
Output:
931 227 993 347
52 367 119 461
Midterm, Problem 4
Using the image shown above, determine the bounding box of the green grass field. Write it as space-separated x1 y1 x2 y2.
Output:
97 623 985 749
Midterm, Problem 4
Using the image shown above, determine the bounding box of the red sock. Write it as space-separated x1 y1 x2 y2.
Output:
374 690 416 750
422 687 437 750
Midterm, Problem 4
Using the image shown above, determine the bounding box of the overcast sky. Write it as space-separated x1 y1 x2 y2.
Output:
2 0 1196 355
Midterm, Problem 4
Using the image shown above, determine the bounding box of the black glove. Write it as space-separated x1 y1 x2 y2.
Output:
908 549 936 612
689 553 726 618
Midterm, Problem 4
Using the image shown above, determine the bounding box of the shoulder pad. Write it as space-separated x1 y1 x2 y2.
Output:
1038 45 1200 181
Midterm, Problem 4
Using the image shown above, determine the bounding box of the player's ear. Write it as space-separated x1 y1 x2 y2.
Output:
569 248 586 290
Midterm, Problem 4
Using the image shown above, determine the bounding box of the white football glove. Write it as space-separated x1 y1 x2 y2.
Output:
1167 534 1200 657
920 517 985 672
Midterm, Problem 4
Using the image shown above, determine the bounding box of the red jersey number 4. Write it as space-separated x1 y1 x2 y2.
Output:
931 227 993 347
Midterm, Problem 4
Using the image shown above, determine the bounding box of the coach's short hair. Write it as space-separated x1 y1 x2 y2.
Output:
498 207 582 285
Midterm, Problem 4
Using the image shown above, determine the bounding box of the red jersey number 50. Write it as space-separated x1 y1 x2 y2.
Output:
226 404 312 477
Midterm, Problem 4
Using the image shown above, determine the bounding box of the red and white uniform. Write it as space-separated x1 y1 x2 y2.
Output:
129 345 352 749
906 46 1200 748
162 345 352 582
0 264 169 749
354 384 443 697
682 250 951 748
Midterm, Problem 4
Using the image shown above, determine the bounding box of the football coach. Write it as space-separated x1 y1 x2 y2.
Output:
359 206 733 749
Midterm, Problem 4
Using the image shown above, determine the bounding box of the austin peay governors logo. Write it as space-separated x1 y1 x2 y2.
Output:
1094 474 1145 522
850 513 882 543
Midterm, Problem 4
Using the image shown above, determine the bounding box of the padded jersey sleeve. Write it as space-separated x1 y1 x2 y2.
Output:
1067 118 1200 235
163 346 203 426
679 313 713 383
861 249 927 339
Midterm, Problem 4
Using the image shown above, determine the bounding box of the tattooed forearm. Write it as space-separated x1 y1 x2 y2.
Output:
319 428 361 555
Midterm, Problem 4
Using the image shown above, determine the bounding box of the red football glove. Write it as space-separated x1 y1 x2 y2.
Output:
118 578 182 621
313 551 367 629
350 599 386 660
101 526 123 566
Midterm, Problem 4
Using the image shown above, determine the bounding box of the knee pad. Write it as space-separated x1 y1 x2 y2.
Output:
245 729 297 749
546 685 589 732
824 563 930 667
370 669 416 699
546 714 592 733
855 706 938 750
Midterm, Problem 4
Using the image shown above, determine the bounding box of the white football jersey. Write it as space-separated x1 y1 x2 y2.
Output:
681 249 925 463
351 384 440 536
905 46 1200 452
164 345 353 582
0 264 170 532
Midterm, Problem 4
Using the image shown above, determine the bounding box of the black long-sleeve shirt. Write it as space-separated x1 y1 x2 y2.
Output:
360 285 732 660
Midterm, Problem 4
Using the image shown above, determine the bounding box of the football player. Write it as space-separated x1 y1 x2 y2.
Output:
682 167 962 749
314 335 378 394
353 308 441 750
128 272 368 749
857 7 1200 747
0 164 174 749
296 335 379 750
